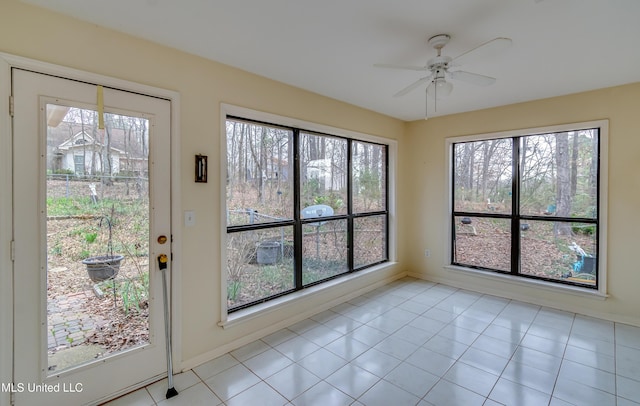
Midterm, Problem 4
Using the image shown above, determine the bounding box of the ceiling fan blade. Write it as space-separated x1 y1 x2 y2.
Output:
374 63 429 72
393 75 433 97
449 70 496 86
451 37 512 66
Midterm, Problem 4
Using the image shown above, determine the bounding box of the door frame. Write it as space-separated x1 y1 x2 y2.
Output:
0 53 182 405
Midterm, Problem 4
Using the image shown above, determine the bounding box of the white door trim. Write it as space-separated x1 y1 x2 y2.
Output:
0 53 182 406
0 55 14 406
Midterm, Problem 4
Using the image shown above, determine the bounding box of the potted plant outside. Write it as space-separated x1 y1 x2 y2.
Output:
82 208 124 282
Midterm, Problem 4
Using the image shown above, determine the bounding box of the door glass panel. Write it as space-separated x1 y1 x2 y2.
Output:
46 104 150 374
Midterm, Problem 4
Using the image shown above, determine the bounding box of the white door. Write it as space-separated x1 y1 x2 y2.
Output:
12 69 172 405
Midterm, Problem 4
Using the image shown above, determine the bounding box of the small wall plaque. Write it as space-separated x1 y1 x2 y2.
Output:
195 154 208 183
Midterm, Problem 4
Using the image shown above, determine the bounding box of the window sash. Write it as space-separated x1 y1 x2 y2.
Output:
451 130 600 289
226 117 389 311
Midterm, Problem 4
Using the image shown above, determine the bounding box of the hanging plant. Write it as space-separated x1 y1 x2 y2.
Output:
82 205 124 282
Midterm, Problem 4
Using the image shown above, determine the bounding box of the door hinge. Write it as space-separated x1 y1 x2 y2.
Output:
10 240 15 262
9 95 14 117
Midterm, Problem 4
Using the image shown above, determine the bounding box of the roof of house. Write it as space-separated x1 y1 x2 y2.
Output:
55 131 126 155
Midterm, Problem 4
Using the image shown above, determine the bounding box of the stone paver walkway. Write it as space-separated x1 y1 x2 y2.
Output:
47 290 105 351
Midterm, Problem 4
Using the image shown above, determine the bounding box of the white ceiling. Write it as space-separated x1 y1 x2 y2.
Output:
23 0 640 121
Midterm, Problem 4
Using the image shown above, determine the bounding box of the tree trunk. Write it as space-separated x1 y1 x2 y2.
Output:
480 140 498 201
570 132 579 197
520 137 527 193
589 129 598 194
247 126 265 203
104 122 113 181
467 143 474 197
555 132 573 236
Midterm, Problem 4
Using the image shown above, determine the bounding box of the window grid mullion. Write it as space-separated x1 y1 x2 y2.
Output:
450 127 601 290
347 139 354 272
594 129 601 289
293 128 303 290
384 144 390 261
451 144 457 265
226 117 390 311
511 136 520 275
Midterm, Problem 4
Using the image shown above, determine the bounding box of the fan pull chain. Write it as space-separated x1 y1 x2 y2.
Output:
434 80 438 113
425 87 429 120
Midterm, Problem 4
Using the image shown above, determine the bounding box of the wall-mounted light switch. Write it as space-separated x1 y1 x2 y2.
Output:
184 210 196 227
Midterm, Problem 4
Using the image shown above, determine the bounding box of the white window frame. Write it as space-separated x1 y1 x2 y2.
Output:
219 104 398 325
444 120 608 299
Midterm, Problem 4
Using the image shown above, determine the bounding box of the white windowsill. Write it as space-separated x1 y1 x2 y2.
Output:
444 265 608 300
219 262 398 329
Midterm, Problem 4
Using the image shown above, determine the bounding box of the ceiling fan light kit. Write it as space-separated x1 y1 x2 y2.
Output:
375 33 512 119
427 77 453 99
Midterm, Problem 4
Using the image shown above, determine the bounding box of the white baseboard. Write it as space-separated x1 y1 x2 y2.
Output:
180 271 408 372
408 271 640 327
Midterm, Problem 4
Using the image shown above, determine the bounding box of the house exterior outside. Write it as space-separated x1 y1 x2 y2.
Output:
53 131 124 175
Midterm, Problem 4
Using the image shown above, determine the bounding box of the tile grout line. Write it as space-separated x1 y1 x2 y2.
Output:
131 279 640 406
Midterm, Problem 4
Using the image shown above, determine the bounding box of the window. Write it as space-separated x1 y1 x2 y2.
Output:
225 117 389 311
450 123 604 290
73 154 85 175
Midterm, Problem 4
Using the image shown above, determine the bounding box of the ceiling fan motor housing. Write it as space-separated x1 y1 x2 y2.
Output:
427 34 452 76
427 55 452 73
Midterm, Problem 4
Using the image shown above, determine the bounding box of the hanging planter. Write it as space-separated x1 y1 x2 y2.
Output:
82 206 124 282
83 254 124 282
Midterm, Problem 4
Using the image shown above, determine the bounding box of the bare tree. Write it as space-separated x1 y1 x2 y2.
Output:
555 132 573 235
570 132 579 197
588 129 598 194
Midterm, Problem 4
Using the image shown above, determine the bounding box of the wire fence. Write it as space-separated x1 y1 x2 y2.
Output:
47 174 149 202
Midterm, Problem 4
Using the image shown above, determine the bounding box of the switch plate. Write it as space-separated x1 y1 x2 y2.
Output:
184 210 195 227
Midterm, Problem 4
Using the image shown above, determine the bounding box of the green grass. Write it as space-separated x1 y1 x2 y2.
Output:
78 249 91 260
49 244 62 256
227 281 242 301
302 259 347 285
260 265 291 289
47 197 96 217
100 272 149 315
47 196 147 218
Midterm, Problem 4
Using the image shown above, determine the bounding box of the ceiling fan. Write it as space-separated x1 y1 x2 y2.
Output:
375 34 512 107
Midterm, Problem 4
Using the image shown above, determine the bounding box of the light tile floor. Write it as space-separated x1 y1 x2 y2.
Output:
105 278 640 406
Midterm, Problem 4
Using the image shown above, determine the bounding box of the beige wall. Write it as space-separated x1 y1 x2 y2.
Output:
406 83 640 326
4 0 639 378
0 0 409 368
